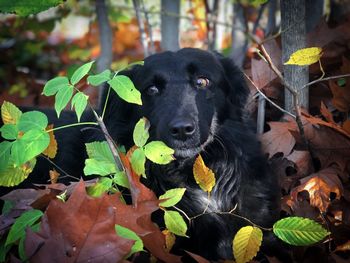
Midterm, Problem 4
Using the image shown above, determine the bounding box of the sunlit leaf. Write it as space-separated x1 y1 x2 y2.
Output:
0 124 18 140
18 111 48 132
133 118 150 147
84 159 117 176
0 157 36 187
115 225 144 257
54 85 74 117
193 154 216 193
159 188 186 208
71 92 88 122
164 210 188 237
87 69 111 86
11 129 50 166
112 171 130 189
273 217 329 246
233 226 263 263
42 124 57 159
284 47 323 66
70 61 95 85
143 141 175 165
0 141 12 172
5 209 43 246
87 177 113 197
108 75 142 105
1 101 22 125
42 76 70 96
85 141 115 162
0 0 64 16
130 147 146 177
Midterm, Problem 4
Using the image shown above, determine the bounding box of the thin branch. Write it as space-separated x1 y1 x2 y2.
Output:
244 73 296 118
140 0 155 54
39 154 79 182
302 73 350 90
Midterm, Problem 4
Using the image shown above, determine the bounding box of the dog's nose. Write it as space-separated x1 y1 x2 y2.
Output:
169 118 195 140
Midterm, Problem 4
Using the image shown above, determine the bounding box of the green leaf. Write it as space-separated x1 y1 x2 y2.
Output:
108 75 142 105
70 61 95 85
143 141 175 165
0 238 11 262
87 177 113 197
5 209 43 246
0 141 12 172
87 69 111 86
18 111 48 132
84 159 117 176
115 225 144 257
130 148 146 177
1 101 22 125
18 237 25 261
85 141 115 162
133 118 150 147
112 171 130 189
337 78 346 87
11 129 50 166
159 188 186 207
42 76 70 96
0 0 64 16
0 124 17 140
0 157 36 187
71 92 88 122
54 84 74 117
164 210 188 237
273 217 329 246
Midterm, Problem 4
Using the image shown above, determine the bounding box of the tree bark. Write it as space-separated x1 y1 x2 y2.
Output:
281 0 309 112
132 0 149 57
161 0 180 51
95 0 113 108
230 3 247 68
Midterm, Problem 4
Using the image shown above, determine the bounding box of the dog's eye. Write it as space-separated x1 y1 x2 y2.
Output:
146 85 159 96
196 77 210 89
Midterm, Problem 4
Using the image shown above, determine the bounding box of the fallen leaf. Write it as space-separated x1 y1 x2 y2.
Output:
261 121 297 158
320 101 335 124
291 167 343 212
335 240 350 252
286 150 313 177
49 169 60 184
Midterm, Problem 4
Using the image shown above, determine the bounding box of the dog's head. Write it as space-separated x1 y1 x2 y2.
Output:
107 48 249 159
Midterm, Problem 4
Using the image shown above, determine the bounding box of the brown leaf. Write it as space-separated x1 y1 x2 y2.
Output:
320 101 335 124
185 251 211 263
49 169 60 184
335 240 350 252
342 119 350 134
286 150 313 177
162 229 175 252
329 80 350 112
25 181 181 263
261 121 297 158
42 124 58 159
291 167 343 212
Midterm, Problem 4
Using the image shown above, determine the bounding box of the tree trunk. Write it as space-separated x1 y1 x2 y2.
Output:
281 0 309 112
161 0 180 51
306 0 324 32
230 3 247 68
95 0 113 108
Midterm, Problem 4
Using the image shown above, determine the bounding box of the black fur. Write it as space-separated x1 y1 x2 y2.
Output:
1 48 286 260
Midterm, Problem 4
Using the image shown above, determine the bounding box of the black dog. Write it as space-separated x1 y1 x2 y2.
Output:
1 48 283 260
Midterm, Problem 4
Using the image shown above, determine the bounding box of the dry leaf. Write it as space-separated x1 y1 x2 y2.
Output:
320 101 335 124
335 240 350 252
42 124 58 159
49 169 60 184
193 154 216 193
162 229 175 252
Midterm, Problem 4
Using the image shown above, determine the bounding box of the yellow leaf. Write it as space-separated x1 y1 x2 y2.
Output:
193 154 216 193
284 47 323 66
42 124 58 159
162 229 176 252
49 169 60 184
233 226 263 263
1 101 22 125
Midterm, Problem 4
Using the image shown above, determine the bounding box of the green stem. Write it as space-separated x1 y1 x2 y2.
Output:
47 122 98 133
101 86 111 120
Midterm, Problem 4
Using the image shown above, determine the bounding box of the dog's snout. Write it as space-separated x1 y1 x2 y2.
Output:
169 118 195 140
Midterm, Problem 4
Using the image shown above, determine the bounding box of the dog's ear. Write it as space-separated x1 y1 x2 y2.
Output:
217 56 249 115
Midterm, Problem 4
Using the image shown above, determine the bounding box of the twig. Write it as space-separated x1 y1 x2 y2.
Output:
244 73 296 118
132 0 149 57
39 154 79 182
302 73 350 90
140 0 155 54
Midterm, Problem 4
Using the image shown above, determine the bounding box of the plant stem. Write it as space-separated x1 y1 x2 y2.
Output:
47 122 98 133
